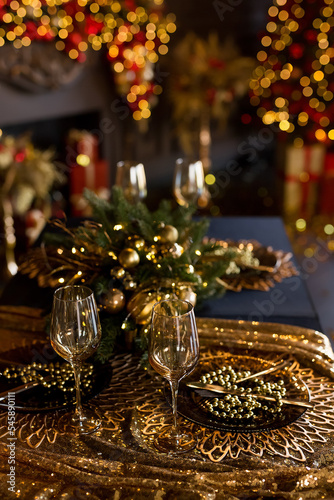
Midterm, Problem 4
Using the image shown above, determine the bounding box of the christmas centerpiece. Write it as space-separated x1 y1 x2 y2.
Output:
19 187 271 362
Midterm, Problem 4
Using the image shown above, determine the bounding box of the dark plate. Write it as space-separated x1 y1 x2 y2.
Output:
237 247 278 275
167 354 311 433
253 246 279 271
0 343 112 412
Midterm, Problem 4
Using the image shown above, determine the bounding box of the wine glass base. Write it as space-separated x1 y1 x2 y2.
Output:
154 427 196 454
59 408 101 435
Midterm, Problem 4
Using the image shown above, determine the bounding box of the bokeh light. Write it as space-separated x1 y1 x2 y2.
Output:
0 0 174 119
249 0 334 143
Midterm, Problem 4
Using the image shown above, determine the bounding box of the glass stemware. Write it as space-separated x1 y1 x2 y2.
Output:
149 299 200 453
115 161 147 203
49 285 102 435
173 158 205 207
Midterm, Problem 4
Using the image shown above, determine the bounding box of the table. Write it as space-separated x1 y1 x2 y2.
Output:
0 216 321 331
0 216 333 499
0 317 333 499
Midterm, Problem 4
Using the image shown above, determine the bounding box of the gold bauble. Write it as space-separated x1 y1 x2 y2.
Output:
178 287 197 307
127 290 159 324
119 248 140 268
100 288 126 314
159 225 179 244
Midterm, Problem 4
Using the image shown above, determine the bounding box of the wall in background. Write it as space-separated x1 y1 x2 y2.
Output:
0 0 278 216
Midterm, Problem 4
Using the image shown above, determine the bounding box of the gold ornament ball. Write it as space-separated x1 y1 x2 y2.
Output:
101 288 126 314
127 290 158 324
159 225 179 244
119 248 140 268
178 287 197 307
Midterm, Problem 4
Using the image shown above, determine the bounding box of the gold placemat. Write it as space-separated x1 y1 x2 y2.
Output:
0 319 333 498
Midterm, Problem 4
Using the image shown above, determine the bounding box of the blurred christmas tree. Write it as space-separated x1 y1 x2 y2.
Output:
0 0 175 120
249 0 334 146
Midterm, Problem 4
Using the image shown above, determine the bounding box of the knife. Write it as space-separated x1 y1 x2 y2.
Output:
186 382 314 409
0 377 52 402
235 359 290 384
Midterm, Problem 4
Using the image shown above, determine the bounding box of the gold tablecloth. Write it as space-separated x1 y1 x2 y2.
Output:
0 309 334 499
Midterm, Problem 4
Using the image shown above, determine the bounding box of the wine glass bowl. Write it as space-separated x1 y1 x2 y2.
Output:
173 158 205 207
50 285 102 435
115 161 147 203
149 299 200 454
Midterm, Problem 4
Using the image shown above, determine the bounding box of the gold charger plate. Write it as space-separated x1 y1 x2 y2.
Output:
175 353 311 433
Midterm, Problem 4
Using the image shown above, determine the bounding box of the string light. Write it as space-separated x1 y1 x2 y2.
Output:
0 0 174 119
249 0 334 143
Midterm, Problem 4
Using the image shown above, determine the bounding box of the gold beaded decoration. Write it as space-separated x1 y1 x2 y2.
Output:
3 361 94 393
200 366 288 420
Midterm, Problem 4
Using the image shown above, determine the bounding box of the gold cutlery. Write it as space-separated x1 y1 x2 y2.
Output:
0 377 52 402
234 359 290 384
186 382 314 409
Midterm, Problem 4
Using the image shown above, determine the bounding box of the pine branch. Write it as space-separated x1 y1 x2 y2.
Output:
96 317 122 363
83 189 114 234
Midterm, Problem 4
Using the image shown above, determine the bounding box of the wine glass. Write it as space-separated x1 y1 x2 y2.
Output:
149 299 200 454
173 158 205 207
115 161 147 203
49 285 102 435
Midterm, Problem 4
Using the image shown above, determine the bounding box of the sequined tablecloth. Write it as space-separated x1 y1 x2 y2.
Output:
0 312 334 499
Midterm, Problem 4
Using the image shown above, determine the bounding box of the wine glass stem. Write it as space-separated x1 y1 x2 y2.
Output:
169 379 179 437
71 361 83 419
